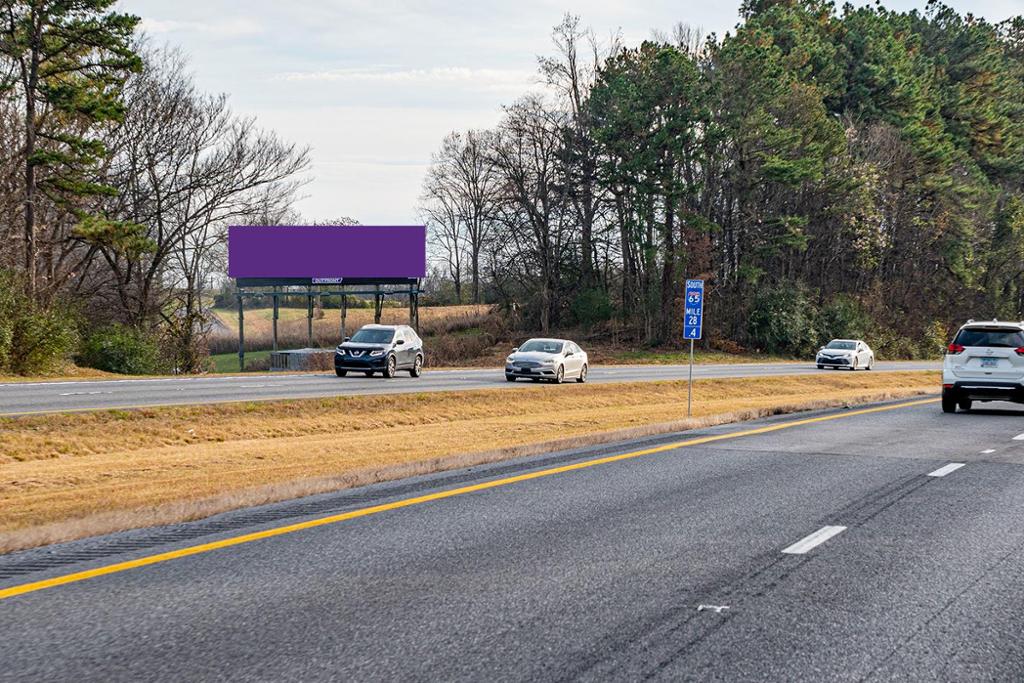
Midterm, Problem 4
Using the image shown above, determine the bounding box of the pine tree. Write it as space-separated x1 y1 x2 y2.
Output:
0 0 143 299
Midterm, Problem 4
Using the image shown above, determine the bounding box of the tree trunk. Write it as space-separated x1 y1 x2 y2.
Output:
660 195 677 342
23 77 37 299
471 250 480 304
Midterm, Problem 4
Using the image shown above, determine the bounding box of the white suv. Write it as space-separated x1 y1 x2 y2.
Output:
942 320 1024 413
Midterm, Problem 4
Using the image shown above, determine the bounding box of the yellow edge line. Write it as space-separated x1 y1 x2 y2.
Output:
0 397 939 601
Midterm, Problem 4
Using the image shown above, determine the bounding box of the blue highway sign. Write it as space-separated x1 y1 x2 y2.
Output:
684 279 704 340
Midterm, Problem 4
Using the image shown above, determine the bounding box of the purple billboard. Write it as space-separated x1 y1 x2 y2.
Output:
228 225 426 279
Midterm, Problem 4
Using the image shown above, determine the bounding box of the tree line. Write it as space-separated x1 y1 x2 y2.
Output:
421 1 1024 357
0 0 309 373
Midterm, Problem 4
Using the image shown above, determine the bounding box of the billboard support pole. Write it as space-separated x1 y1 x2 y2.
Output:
414 281 420 332
306 293 314 348
237 293 245 372
340 289 347 342
272 287 279 352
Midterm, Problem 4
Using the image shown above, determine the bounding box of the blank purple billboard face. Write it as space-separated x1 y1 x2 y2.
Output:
228 226 426 279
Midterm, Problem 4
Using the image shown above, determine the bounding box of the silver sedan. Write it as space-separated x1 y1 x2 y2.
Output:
505 338 589 384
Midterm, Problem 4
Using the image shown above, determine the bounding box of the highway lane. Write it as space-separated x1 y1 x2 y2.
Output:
0 360 937 415
2 397 1024 680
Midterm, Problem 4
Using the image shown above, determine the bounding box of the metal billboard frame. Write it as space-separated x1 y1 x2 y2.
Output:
234 277 421 372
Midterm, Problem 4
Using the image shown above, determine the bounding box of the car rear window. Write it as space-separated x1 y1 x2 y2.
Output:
953 328 1024 348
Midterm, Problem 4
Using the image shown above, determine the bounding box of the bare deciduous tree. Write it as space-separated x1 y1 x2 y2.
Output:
96 45 310 370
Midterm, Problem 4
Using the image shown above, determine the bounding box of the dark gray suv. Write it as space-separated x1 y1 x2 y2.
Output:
334 324 424 378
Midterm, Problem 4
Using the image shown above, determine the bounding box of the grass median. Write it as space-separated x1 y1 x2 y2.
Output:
0 371 938 552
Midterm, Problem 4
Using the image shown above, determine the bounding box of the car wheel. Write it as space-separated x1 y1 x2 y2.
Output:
505 375 516 382
553 365 564 384
867 356 874 370
409 355 423 378
958 397 973 411
335 369 347 377
941 389 957 414
576 364 588 383
383 355 397 378
817 364 824 370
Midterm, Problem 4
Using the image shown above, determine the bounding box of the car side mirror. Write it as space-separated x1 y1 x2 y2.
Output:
397 339 405 345
344 337 351 343
512 347 519 353
565 350 572 356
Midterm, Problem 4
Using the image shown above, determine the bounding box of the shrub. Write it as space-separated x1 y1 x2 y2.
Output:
0 270 79 375
425 332 496 366
0 273 16 370
919 320 950 359
746 284 818 356
79 324 161 375
816 295 871 342
10 305 79 375
571 288 614 326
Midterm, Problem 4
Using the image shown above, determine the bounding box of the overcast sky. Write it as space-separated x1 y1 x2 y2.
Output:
117 0 1022 225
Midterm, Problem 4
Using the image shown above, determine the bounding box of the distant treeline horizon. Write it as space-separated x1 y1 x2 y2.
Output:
421 1 1024 358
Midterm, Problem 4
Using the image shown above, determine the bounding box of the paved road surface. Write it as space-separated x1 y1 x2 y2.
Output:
0 361 937 415
3 396 1024 680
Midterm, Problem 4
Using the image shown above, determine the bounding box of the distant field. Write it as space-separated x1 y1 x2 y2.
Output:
208 303 492 355
213 303 490 335
0 371 938 551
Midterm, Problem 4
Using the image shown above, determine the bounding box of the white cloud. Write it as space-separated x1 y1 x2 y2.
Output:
275 66 538 94
252 105 506 224
124 0 1014 228
140 17 264 37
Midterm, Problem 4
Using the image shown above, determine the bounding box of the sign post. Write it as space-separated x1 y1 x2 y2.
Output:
683 279 704 417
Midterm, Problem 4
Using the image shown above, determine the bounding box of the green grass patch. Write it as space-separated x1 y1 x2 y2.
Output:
210 350 271 373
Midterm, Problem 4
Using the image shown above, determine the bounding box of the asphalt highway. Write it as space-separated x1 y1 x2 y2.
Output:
2 396 1024 680
0 360 937 415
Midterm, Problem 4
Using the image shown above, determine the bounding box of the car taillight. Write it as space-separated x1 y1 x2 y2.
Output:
947 343 965 354
1016 347 1024 356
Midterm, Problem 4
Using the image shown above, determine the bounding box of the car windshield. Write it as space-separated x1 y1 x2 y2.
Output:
826 341 856 350
350 328 394 344
519 340 564 354
954 328 1024 348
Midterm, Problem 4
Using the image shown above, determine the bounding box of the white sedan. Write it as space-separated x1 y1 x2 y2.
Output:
816 339 875 370
505 338 588 384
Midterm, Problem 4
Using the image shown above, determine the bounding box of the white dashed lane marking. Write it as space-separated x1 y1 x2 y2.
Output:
782 526 847 555
928 463 965 478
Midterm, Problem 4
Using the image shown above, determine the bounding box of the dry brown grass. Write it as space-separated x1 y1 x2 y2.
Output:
0 365 127 383
0 371 938 552
209 303 493 354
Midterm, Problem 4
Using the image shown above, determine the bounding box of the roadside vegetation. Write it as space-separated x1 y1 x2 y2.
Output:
422 5 1024 359
0 371 937 551
2 1 1021 378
